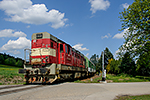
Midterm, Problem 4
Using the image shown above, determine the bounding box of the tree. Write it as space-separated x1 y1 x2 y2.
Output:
4 58 16 66
137 52 150 76
136 41 150 76
0 54 4 64
15 60 24 67
97 54 102 73
3 53 8 59
119 52 136 76
104 47 114 67
119 0 150 58
110 59 121 75
90 54 99 65
0 53 24 67
106 58 113 74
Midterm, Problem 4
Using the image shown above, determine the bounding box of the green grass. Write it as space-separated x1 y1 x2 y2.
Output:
106 74 150 83
74 74 150 83
0 64 24 85
115 94 150 100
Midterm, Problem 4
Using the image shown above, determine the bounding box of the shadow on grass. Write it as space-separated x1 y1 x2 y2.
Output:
136 76 150 81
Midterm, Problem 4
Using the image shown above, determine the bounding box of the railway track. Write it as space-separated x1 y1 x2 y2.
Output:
0 84 45 96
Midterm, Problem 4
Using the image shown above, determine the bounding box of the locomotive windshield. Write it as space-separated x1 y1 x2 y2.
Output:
36 33 43 39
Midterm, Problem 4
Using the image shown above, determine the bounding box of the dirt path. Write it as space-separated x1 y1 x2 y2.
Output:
81 75 101 82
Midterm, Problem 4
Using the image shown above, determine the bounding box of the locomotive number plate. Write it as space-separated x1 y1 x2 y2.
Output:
36 33 43 39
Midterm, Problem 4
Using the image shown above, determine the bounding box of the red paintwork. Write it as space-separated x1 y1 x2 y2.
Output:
30 37 85 68
58 43 65 65
72 51 76 67
31 38 57 64
58 43 73 66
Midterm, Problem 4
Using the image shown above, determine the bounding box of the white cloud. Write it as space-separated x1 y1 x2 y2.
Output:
90 15 95 18
0 29 27 37
89 0 110 14
114 49 120 58
113 28 129 39
0 0 68 29
86 53 89 57
26 25 30 28
101 35 108 39
73 43 89 51
101 33 111 39
7 50 21 54
122 3 129 9
0 37 31 51
65 23 73 27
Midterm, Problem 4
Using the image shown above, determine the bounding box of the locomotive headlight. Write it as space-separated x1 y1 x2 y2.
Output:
56 68 59 74
34 70 39 75
46 69 50 75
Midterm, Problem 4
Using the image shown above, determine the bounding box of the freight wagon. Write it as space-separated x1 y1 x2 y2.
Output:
84 56 96 76
19 32 96 84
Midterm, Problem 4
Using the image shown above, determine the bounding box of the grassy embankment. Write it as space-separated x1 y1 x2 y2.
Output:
0 64 24 85
115 94 150 100
74 73 150 83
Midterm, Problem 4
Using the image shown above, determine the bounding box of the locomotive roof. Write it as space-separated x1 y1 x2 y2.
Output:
32 32 58 42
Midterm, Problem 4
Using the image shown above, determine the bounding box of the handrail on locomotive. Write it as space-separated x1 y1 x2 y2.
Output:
24 48 31 65
24 47 50 65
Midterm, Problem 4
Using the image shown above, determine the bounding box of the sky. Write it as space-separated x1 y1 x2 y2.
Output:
0 0 134 59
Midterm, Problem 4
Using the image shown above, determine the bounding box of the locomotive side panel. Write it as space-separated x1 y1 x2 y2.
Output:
64 44 72 66
58 43 65 65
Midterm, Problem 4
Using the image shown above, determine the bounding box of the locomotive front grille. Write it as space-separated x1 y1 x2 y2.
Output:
31 48 56 57
31 58 42 65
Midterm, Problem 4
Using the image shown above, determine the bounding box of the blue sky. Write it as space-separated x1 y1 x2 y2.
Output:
0 0 134 59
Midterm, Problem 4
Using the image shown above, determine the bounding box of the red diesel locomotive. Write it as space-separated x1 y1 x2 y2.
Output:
19 32 95 84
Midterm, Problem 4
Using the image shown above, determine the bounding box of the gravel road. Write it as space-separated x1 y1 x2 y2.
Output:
0 82 150 100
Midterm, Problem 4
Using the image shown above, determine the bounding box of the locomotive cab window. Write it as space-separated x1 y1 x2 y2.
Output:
65 45 68 53
51 42 53 48
60 44 63 53
68 47 70 54
36 33 43 39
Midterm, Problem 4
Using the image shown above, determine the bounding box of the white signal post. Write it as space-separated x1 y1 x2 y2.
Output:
102 51 106 82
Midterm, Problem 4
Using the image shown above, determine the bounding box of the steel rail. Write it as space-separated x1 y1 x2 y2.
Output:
0 85 45 96
0 85 25 90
